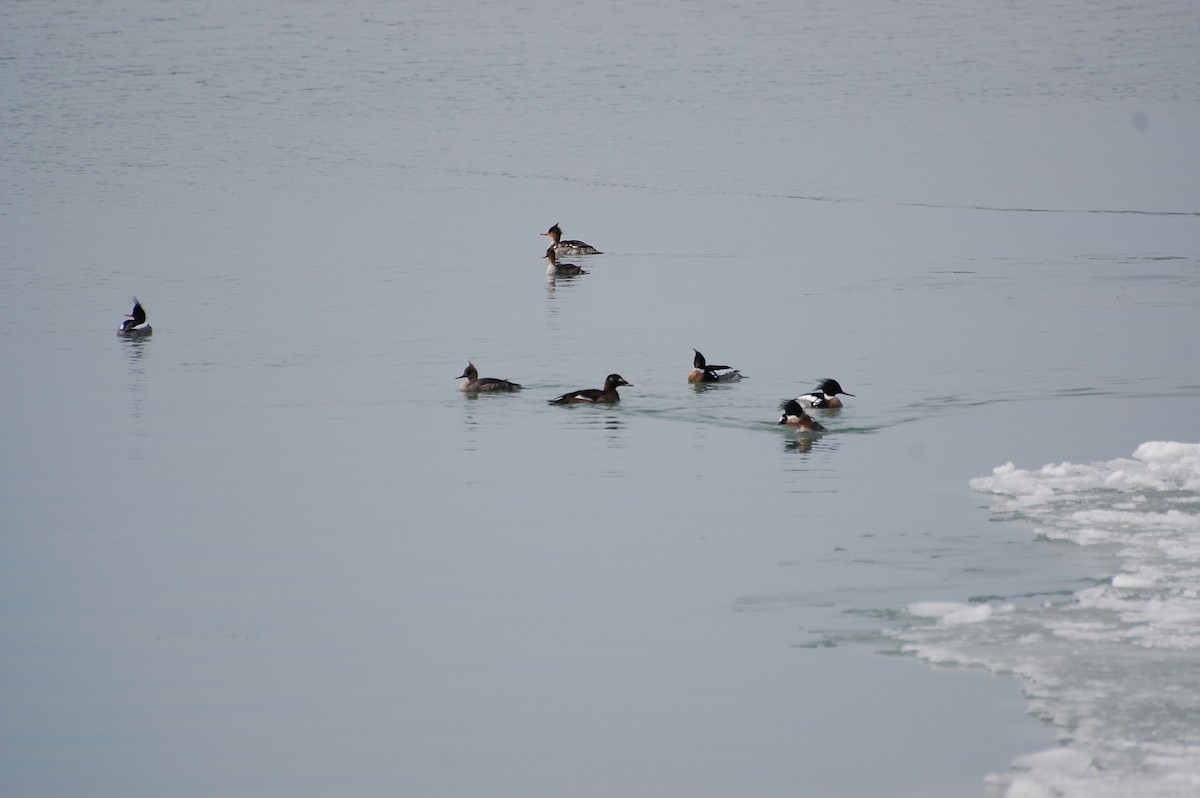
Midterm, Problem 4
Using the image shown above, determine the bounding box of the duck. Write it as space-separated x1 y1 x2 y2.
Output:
549 374 631 405
541 223 601 256
458 362 522 393
117 297 152 337
688 349 745 383
778 399 826 431
797 378 854 409
544 247 588 277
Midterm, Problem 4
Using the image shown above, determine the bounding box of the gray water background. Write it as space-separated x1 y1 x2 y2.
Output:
2 1 1198 796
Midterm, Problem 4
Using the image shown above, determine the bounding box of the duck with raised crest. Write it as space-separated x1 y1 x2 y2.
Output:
796 378 854 409
541 223 601 256
458 362 522 393
778 399 826 431
688 349 745 383
117 297 152 338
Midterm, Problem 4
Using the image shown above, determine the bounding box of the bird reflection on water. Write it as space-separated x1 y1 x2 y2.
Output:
120 335 150 419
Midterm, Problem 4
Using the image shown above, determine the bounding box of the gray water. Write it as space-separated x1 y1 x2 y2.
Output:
3 1 1199 796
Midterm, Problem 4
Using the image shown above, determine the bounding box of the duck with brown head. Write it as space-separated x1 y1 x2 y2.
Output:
541 222 601 256
457 362 522 393
544 247 588 277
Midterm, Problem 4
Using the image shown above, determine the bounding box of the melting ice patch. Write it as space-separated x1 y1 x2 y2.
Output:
893 442 1200 798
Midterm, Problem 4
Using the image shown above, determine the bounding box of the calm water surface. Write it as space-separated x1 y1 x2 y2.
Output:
2 1 1198 796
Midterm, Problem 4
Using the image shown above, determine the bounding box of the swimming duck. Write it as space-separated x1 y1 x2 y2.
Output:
549 374 631 405
544 247 588 277
778 399 826 431
541 223 601 256
797 378 854 409
117 297 152 337
688 349 745 383
458 362 522 393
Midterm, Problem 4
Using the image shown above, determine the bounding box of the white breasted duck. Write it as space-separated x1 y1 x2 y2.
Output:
797 378 854 409
544 247 588 277
117 297 152 337
688 349 745 383
778 399 826 431
541 223 601 256
458 362 522 393
549 374 631 405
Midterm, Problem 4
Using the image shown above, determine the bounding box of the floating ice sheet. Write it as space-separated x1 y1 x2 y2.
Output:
896 443 1200 797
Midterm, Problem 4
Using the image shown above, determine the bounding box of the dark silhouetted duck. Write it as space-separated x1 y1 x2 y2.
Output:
778 399 826 431
458 362 522 393
797 378 854 408
544 247 588 277
541 223 601 256
549 374 631 405
688 349 745 383
117 297 152 338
